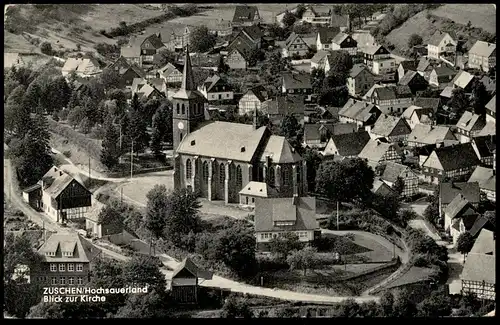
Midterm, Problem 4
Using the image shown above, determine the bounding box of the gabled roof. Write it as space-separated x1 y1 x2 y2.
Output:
452 70 474 89
413 97 440 113
468 40 496 58
485 95 496 113
172 257 199 278
339 99 379 122
39 166 88 199
399 60 418 71
242 25 264 42
159 62 183 76
120 46 140 58
472 135 496 158
38 231 100 263
428 30 456 47
440 86 454 98
364 45 387 56
233 5 259 23
417 57 432 72
478 121 496 137
468 166 495 192
285 32 308 50
426 143 480 172
245 85 268 103
349 63 372 78
480 76 496 94
202 74 228 93
372 178 396 196
311 50 332 64
432 65 457 78
282 72 312 90
254 197 319 232
461 253 495 283
469 226 494 249
260 135 302 164
358 139 402 164
239 181 278 198
381 162 412 183
331 32 350 45
398 70 420 86
317 27 340 44
228 36 254 61
262 96 305 116
439 181 481 205
444 193 475 219
324 131 371 157
456 111 485 132
372 86 412 101
142 34 164 49
402 105 431 120
371 114 411 138
407 124 456 145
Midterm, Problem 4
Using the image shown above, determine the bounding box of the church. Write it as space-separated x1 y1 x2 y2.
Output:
172 49 307 204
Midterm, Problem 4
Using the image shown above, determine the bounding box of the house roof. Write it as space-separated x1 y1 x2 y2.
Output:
452 71 474 89
364 45 386 56
285 32 308 50
331 32 350 45
327 123 358 135
120 46 140 58
339 99 379 122
254 197 319 232
485 95 496 113
428 30 456 47
202 74 226 92
39 166 87 199
469 227 494 250
399 60 418 71
372 86 412 101
439 181 481 205
317 27 340 44
444 193 475 219
311 50 331 64
177 122 268 162
468 40 496 58
172 257 199 278
417 57 432 72
239 181 278 198
472 135 496 158
402 105 433 120
159 62 183 76
371 114 411 138
432 65 457 78
262 96 305 116
428 143 480 172
362 84 385 99
23 183 41 193
246 85 268 103
242 25 264 42
38 231 100 263
228 35 254 61
349 63 371 78
142 34 164 49
398 70 420 86
461 253 495 284
456 111 484 132
440 86 454 98
478 121 496 136
233 5 259 23
381 162 411 183
407 124 456 145
324 131 371 157
260 135 303 164
480 76 496 94
282 72 312 90
468 166 495 192
372 178 396 196
358 140 402 164
4 52 24 69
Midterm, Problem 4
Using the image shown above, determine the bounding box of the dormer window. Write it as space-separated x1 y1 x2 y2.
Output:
63 251 73 257
274 221 295 226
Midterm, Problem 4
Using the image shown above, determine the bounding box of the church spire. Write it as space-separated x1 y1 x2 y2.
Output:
181 47 196 90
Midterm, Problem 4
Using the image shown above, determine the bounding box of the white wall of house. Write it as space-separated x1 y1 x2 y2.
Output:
239 92 262 115
256 230 314 243
85 219 102 238
372 58 396 75
486 113 496 124
226 51 247 70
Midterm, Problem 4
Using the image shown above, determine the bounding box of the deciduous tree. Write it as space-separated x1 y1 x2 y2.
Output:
115 290 171 318
392 176 405 196
100 119 120 169
408 33 423 48
164 188 201 245
269 232 303 262
456 232 474 262
282 11 297 28
145 185 169 250
189 25 216 53
221 295 253 318
471 81 489 116
286 246 317 276
122 255 166 293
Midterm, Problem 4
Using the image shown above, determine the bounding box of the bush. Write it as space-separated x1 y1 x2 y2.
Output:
40 42 53 55
62 150 71 158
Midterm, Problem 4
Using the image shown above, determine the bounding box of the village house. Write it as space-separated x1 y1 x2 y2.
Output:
468 166 496 202
397 60 418 82
398 70 428 95
198 75 234 102
282 72 312 96
363 45 395 81
131 78 166 101
310 50 332 72
31 231 101 287
225 40 252 70
363 44 391 69
444 194 478 244
452 70 475 93
365 85 413 115
455 111 486 143
139 33 166 65
372 178 397 197
331 33 358 56
467 40 496 73
416 57 438 81
254 196 320 251
322 131 371 159
428 65 458 88
478 121 496 137
209 19 233 37
120 46 141 66
239 181 278 207
301 6 332 26
438 181 481 222
347 63 375 97
358 139 404 169
232 5 261 27
170 258 211 304
370 114 412 143
238 85 268 116
338 99 382 130
158 62 184 84
469 218 495 243
302 123 355 149
471 135 496 167
84 198 124 239
402 105 434 129
427 30 457 60
422 143 480 184
229 25 264 51
282 32 310 58
480 76 496 96
261 95 306 125
461 251 496 301
62 58 102 79
107 57 146 89
316 27 340 51
413 97 441 115
407 124 458 148
485 95 496 123
380 162 419 197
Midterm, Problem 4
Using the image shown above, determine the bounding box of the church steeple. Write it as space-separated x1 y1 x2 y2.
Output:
181 47 196 90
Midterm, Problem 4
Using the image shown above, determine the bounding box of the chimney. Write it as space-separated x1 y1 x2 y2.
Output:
346 14 351 33
292 194 299 206
59 171 63 177
53 167 57 172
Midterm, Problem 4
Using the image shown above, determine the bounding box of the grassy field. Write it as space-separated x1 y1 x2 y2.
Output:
431 4 496 34
117 170 174 206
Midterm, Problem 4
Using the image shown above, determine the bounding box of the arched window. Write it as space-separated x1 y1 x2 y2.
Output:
236 165 242 188
176 103 180 115
296 165 301 184
181 103 185 114
194 103 198 114
269 167 275 185
202 161 209 181
186 159 192 179
283 166 290 185
219 163 225 185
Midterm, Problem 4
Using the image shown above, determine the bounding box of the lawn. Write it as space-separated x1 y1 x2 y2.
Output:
431 4 496 34
117 170 175 206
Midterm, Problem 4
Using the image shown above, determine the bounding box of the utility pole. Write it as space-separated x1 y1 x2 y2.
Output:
130 139 134 180
120 187 123 203
336 201 339 231
88 156 91 188
119 124 123 164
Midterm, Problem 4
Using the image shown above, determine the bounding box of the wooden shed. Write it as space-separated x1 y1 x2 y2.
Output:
171 258 202 304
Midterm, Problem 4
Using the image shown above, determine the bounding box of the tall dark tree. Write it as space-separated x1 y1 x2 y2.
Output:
164 188 201 245
115 290 171 318
122 255 167 294
100 68 121 91
22 81 42 113
128 94 149 155
311 67 326 94
282 11 297 28
189 25 216 53
471 81 489 115
214 222 256 276
89 258 126 314
456 232 474 263
145 184 169 251
4 103 32 138
302 148 322 191
447 88 469 118
217 55 229 74
6 84 26 107
49 76 72 114
100 118 120 169
408 33 423 48
392 176 405 196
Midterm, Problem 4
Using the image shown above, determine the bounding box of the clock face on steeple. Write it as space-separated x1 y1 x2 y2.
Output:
178 122 184 130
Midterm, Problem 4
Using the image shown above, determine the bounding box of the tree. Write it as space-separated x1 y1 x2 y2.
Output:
295 4 307 18
392 288 417 317
311 67 325 94
302 148 322 191
78 117 93 134
189 25 216 53
424 190 440 227
142 98 162 126
217 55 229 74
456 232 474 263
380 291 394 316
67 106 86 129
6 84 26 107
248 48 264 67
447 88 469 118
27 302 64 319
282 11 297 28
152 48 177 69
408 33 423 48
22 81 43 113
325 50 353 83
416 289 452 317
269 232 303 262
100 68 121 91
145 185 169 251
49 76 72 113
122 255 166 293
128 94 149 154
89 259 126 314
279 114 301 140
164 188 201 245
221 295 253 318
100 119 120 169
315 158 375 204
40 41 53 55
115 290 171 318
4 103 32 138
286 246 317 276
267 24 287 40
392 176 405 196
471 81 489 115
97 200 126 235
371 192 401 224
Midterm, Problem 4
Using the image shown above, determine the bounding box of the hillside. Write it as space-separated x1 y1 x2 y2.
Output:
386 4 496 54
431 4 496 34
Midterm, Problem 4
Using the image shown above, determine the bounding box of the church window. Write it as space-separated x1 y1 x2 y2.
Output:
269 167 275 185
219 163 225 185
176 103 180 115
202 161 209 181
181 104 185 114
186 159 192 179
236 166 242 188
283 166 290 185
296 165 301 183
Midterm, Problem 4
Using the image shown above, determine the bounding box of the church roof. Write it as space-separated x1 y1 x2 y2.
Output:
260 135 303 164
173 48 204 100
